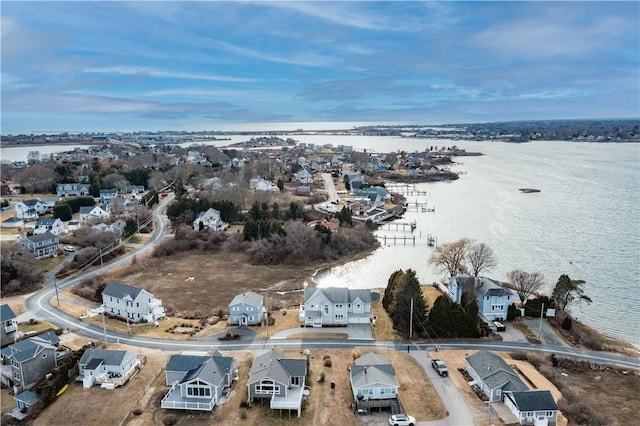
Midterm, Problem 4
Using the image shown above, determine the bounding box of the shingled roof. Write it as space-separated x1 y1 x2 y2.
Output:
102 281 146 300
248 350 307 386
506 390 558 412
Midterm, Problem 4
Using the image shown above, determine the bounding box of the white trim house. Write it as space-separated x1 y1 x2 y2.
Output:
19 232 59 259
161 352 237 411
1 304 19 346
101 281 165 323
228 292 265 326
299 287 372 327
465 351 529 402
350 353 399 401
504 390 559 426
192 208 227 231
78 349 141 388
33 218 65 236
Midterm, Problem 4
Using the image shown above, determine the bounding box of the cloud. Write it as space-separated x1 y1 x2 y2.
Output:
82 66 259 83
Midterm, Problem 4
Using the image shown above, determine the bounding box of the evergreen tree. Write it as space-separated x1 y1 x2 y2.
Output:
386 269 428 338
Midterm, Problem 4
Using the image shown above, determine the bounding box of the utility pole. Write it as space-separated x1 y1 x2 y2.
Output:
54 276 60 306
538 303 545 340
102 305 107 344
124 296 131 335
409 298 414 340
99 246 104 269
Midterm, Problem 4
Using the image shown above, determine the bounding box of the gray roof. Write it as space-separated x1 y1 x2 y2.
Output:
166 355 209 373
31 331 60 346
248 350 307 386
506 390 558 412
15 390 41 405
36 218 58 225
22 232 57 243
355 353 390 366
180 355 234 386
3 339 48 363
485 288 512 297
466 351 528 392
102 281 145 300
23 199 42 206
79 206 92 214
229 292 263 308
79 349 132 367
1 304 17 321
304 287 371 304
350 364 398 389
3 216 23 223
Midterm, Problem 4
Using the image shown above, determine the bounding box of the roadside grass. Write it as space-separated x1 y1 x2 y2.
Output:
18 320 56 334
421 284 443 307
371 300 400 341
1 389 15 415
251 307 300 339
40 255 66 272
84 315 203 340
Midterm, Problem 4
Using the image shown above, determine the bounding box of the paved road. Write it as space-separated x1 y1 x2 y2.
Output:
322 172 339 203
523 318 570 347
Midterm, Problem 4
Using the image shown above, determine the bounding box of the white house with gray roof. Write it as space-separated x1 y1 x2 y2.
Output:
1 304 19 346
33 218 65 236
101 281 165 323
299 286 372 327
79 204 110 225
504 390 559 426
465 351 529 402
192 208 227 232
56 183 90 197
161 351 237 411
229 292 265 326
350 353 399 402
247 349 307 417
78 349 141 388
474 277 517 321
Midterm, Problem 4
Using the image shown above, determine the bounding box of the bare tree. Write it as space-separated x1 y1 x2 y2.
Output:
507 270 545 304
428 238 471 278
14 164 56 194
101 173 129 191
467 242 497 276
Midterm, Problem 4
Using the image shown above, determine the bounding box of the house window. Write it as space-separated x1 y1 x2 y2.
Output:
336 304 343 310
136 302 139 307
291 376 300 386
232 307 240 311
335 314 344 321
324 305 329 314
546 411 554 417
110 297 113 302
14 372 20 380
491 304 504 311
256 380 279 394
187 386 211 397
249 316 254 321
247 307 253 311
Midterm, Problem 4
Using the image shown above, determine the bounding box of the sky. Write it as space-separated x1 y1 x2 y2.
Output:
1 1 639 134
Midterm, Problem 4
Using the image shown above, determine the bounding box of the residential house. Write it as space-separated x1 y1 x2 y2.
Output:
474 277 517 322
33 218 65 236
447 273 475 305
1 304 19 346
193 208 227 232
465 351 529 402
247 350 307 417
504 390 559 426
78 349 141 388
1 332 61 393
100 189 118 204
101 281 166 323
295 185 311 196
350 353 399 404
350 199 376 217
1 217 24 229
161 352 237 411
14 200 45 221
19 232 59 259
299 287 372 327
228 292 265 326
293 169 314 184
13 390 41 415
39 198 58 213
79 204 110 224
307 219 339 233
56 183 90 197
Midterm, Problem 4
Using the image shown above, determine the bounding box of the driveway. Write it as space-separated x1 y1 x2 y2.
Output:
270 324 373 340
522 318 570 347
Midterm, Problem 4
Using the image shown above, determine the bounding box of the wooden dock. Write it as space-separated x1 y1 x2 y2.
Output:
374 235 416 245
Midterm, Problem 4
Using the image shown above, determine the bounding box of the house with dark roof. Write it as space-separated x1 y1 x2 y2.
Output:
161 352 237 411
465 351 529 402
161 351 238 411
192 208 227 232
0 332 62 393
101 281 165 323
474 277 517 321
33 218 65 236
18 232 59 259
2 216 25 229
13 390 41 416
299 286 372 327
56 183 90 197
78 349 141 388
1 304 19 346
247 350 307 417
79 204 110 225
14 200 45 221
504 390 559 426
228 292 265 326
350 353 399 407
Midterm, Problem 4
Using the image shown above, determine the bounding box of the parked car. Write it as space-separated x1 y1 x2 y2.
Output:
431 359 448 376
389 414 415 426
63 246 76 252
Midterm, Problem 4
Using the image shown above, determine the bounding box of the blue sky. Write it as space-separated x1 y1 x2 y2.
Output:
1 1 638 133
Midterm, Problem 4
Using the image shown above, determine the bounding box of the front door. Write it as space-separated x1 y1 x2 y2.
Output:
240 315 247 326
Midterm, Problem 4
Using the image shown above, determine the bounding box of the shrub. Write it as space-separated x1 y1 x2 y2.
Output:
132 408 143 416
323 358 332 368
561 316 573 330
352 349 362 360
239 400 248 408
322 354 331 360
162 415 178 426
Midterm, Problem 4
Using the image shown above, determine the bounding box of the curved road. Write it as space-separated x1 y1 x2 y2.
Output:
25 193 639 371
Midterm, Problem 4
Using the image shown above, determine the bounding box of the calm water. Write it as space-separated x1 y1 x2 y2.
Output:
310 137 640 345
2 136 639 344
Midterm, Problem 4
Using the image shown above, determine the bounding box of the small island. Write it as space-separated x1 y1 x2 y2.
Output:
519 188 541 193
